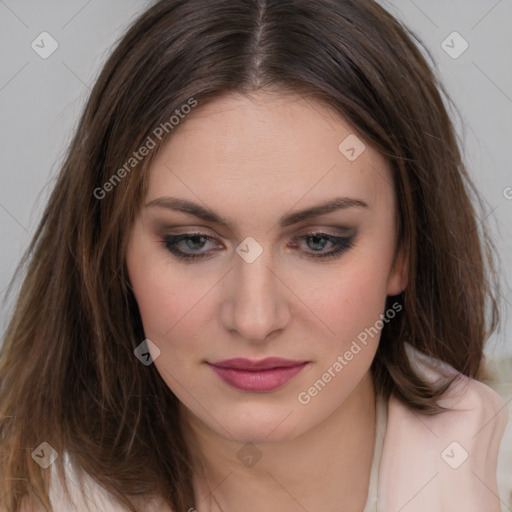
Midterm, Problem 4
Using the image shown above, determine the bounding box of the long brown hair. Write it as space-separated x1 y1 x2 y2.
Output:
0 0 501 510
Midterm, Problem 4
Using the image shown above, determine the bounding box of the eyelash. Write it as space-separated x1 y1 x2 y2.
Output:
161 232 356 263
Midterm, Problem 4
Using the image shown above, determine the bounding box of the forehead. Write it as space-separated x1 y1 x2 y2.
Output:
146 91 394 222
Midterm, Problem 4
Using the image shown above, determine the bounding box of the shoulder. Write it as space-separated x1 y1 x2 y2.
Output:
47 454 175 512
403 342 509 421
400 343 509 442
377 343 510 511
479 351 512 511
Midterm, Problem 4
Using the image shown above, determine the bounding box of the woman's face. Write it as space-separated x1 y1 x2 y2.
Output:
126 91 407 443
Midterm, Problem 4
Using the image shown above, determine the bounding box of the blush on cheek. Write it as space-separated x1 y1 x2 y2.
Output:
317 274 388 341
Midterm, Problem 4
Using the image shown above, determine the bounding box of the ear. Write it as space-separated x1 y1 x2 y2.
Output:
387 241 409 296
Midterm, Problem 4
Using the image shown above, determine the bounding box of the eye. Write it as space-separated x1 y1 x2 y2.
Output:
289 232 356 260
161 231 356 263
162 233 222 262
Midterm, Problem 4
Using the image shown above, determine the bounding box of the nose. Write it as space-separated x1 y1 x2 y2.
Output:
220 248 291 344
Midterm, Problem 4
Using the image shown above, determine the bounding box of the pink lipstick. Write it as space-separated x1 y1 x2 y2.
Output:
208 357 309 392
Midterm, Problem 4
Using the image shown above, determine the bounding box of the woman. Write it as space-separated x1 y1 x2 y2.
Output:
0 0 510 511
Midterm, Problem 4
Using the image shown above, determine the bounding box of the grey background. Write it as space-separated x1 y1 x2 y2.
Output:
0 0 511 354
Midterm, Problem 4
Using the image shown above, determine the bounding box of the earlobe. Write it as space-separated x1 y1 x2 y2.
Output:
387 243 409 296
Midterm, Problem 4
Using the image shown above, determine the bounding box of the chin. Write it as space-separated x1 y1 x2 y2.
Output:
226 423 301 446
207 402 311 445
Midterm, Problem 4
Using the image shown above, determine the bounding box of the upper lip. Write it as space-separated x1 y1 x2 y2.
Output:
208 357 308 371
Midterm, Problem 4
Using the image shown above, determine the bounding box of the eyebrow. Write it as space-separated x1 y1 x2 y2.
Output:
145 196 369 229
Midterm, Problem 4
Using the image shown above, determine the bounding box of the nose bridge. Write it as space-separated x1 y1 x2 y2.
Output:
223 241 289 341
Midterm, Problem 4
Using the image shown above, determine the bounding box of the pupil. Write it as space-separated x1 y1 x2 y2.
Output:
186 236 206 250
308 235 327 251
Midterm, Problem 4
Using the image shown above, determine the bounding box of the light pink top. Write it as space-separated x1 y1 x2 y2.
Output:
369 343 509 512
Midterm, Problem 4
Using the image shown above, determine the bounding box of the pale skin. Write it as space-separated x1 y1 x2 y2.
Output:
126 90 408 512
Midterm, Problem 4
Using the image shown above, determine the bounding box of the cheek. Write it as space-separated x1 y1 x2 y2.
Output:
291 258 391 414
127 233 181 336
130 268 196 342
128 262 174 334
126 238 216 354
296 246 394 353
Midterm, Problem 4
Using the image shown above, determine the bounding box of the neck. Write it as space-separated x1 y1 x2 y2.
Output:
182 371 377 512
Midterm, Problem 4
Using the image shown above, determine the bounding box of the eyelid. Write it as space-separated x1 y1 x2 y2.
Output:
294 225 354 237
159 227 353 248
158 223 354 238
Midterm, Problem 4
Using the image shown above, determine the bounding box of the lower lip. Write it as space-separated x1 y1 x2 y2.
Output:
209 363 308 392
